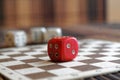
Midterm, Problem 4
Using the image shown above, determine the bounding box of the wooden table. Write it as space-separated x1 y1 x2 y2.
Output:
62 24 120 42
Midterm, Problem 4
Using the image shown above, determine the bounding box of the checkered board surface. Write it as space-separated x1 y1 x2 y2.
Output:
0 39 120 80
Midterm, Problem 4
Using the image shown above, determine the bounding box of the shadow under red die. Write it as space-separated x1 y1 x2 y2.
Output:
47 36 79 62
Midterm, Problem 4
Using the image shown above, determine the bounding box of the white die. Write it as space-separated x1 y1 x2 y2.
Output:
44 27 62 42
5 30 27 47
31 27 47 43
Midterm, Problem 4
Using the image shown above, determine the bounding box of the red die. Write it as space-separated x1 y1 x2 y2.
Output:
47 36 78 62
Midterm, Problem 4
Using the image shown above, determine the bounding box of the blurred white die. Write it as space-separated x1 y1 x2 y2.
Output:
44 27 62 42
5 30 27 47
31 27 47 43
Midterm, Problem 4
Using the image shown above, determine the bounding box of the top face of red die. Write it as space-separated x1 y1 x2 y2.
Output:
48 36 78 62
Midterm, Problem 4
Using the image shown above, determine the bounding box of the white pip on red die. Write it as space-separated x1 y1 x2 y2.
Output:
5 30 27 47
31 27 47 43
44 27 62 42
48 36 78 62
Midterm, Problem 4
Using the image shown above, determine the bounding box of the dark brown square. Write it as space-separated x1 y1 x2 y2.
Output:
90 50 108 53
86 54 106 58
26 72 56 79
110 59 120 64
39 64 65 70
21 58 44 63
115 51 120 53
0 58 15 62
72 65 100 71
79 46 87 49
33 54 48 57
20 49 33 53
30 46 43 50
0 50 14 52
8 54 27 57
80 59 103 64
41 50 48 53
7 64 32 70
93 44 110 49
114 55 120 58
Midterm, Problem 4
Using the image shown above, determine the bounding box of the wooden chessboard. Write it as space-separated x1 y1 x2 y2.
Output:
0 39 120 80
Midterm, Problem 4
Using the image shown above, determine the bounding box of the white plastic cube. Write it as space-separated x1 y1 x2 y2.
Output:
31 27 47 43
44 27 62 42
5 30 27 47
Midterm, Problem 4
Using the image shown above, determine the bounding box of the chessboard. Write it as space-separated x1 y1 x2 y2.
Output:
0 39 120 80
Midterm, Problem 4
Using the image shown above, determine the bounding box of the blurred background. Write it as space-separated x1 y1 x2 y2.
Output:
0 0 114 28
0 0 120 41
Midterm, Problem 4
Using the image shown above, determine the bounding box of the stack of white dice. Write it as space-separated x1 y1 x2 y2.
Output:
2 27 62 47
31 27 62 43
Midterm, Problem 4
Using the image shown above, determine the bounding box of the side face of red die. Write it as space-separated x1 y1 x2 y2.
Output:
47 36 78 62
63 37 78 61
48 38 63 62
